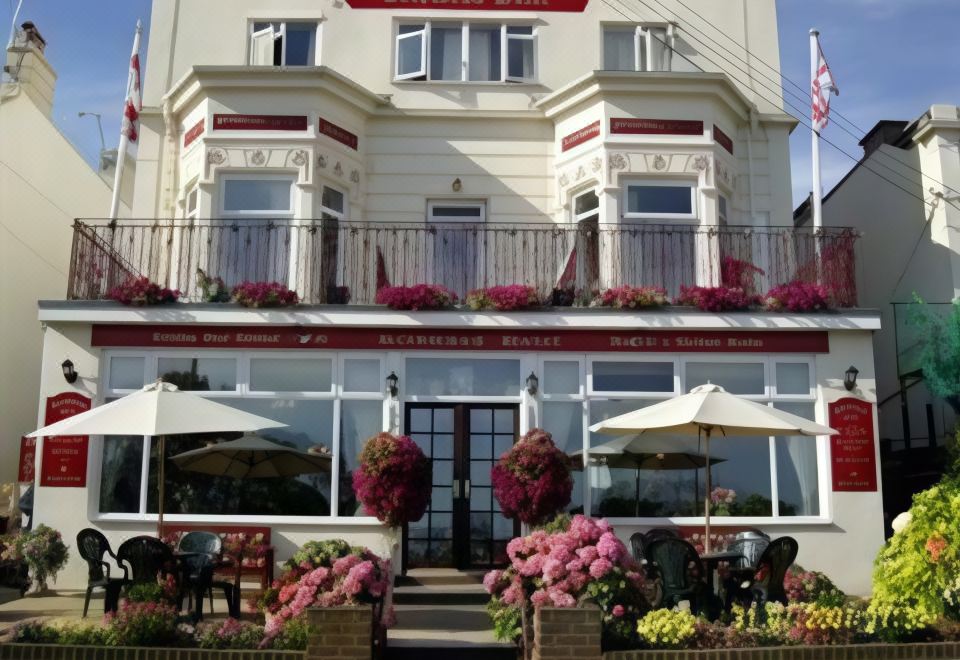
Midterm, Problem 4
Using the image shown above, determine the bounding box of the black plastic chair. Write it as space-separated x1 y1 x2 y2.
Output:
646 537 709 614
751 536 799 607
177 552 236 621
722 535 770 610
629 532 646 563
727 535 770 571
112 535 177 610
76 529 127 616
644 528 681 543
177 531 235 619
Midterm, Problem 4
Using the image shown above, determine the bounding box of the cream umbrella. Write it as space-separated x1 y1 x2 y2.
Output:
171 433 331 479
588 383 836 552
27 380 286 533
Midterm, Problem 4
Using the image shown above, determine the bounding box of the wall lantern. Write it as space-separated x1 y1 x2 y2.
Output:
525 372 539 396
451 177 462 192
843 365 859 392
61 359 78 384
386 371 399 397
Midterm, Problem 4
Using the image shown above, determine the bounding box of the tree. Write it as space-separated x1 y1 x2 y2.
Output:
908 296 960 414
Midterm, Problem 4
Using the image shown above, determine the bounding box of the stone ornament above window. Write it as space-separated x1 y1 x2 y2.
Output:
202 146 315 186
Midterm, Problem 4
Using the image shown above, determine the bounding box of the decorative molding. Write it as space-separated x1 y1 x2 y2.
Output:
609 153 628 171
333 162 343 177
206 148 226 165
349 169 360 184
250 150 267 166
652 154 667 171
318 154 327 169
693 155 711 172
590 156 603 173
292 150 308 167
575 166 586 181
558 173 570 188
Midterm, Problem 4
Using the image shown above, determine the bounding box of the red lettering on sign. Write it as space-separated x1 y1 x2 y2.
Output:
610 118 704 136
39 393 91 488
828 397 877 492
183 119 205 148
318 118 359 150
212 114 308 131
346 0 588 10
92 325 829 354
561 121 600 152
713 125 734 154
18 437 36 483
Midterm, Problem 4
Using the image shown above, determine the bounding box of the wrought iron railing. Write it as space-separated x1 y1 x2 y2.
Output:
67 219 859 306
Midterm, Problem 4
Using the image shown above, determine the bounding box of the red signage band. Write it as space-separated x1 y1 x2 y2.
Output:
18 437 36 483
212 114 309 131
183 119 205 148
713 125 734 154
92 325 829 354
561 121 601 152
318 118 359 151
346 0 588 10
610 118 704 136
40 393 91 488
828 397 877 492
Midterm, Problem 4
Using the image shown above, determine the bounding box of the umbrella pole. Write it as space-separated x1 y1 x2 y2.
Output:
634 469 640 517
703 429 712 554
157 435 166 537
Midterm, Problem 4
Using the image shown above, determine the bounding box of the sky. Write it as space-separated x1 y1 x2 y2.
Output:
2 0 958 209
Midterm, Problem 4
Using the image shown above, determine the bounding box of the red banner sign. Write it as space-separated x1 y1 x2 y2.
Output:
828 397 877 492
17 437 36 483
212 114 308 131
561 121 600 152
713 125 733 154
318 118 359 150
610 118 704 136
346 0 588 10
183 119 205 148
39 393 91 488
92 325 829 354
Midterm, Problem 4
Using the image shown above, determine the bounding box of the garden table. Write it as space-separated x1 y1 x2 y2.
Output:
700 550 744 604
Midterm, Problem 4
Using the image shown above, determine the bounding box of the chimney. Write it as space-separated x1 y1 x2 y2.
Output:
858 120 910 159
4 21 57 117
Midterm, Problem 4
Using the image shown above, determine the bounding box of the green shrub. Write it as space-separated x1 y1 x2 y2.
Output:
55 623 109 646
104 601 182 647
269 613 309 650
486 597 522 643
12 620 60 643
196 618 265 649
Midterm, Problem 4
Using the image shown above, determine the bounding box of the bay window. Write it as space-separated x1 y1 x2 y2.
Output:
602 24 673 72
623 180 698 220
395 22 536 82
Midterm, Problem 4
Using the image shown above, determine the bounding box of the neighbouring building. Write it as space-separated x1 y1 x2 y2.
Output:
30 0 884 595
0 26 130 496
796 104 960 526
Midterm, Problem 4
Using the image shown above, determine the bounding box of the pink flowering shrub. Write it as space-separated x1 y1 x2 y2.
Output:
466 285 541 311
108 277 180 306
259 539 393 647
721 256 765 293
675 286 759 312
196 618 265 650
764 281 831 313
231 281 299 308
596 286 669 310
484 515 648 650
352 433 431 527
491 428 573 526
222 532 273 569
710 487 737 516
375 284 458 310
783 566 846 607
103 600 182 647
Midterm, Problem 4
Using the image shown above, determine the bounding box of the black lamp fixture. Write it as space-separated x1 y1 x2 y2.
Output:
525 371 539 396
386 371 399 397
843 365 859 392
61 359 78 384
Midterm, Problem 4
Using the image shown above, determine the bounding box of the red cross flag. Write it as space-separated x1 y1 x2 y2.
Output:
121 51 142 142
811 38 839 133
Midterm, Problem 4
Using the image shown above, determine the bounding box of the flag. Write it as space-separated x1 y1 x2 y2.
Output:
121 52 142 142
811 39 838 133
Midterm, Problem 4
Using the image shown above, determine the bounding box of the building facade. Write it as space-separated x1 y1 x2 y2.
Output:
797 105 960 524
31 0 884 595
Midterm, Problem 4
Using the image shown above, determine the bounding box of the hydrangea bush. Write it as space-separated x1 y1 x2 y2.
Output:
595 286 669 310
491 428 573 526
352 433 432 527
484 515 647 650
675 286 759 312
259 539 393 646
0 525 69 590
764 281 831 313
466 285 541 311
231 281 299 307
196 269 230 303
721 256 765 293
375 284 457 310
107 277 180 306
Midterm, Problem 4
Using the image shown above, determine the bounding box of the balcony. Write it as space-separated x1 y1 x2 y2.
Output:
68 219 859 307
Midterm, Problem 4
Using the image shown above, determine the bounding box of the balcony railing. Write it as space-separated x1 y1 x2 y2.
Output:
68 219 859 307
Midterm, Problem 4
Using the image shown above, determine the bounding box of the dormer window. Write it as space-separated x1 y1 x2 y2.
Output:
395 22 536 83
603 24 674 72
250 22 318 66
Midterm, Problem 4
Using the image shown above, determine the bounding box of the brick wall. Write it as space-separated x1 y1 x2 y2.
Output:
0 646 302 659
305 605 372 660
533 605 602 660
604 642 960 659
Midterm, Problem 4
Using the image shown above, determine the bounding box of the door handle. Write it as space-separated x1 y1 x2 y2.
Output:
464 480 471 499
453 480 461 499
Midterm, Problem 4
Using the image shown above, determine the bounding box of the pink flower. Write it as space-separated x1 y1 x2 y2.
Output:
589 558 613 579
612 604 625 617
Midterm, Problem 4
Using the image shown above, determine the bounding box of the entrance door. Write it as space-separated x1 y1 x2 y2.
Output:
404 403 519 570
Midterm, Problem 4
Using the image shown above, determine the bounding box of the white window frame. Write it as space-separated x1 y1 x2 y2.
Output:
572 189 600 224
718 193 729 226
601 23 674 72
427 199 487 223
183 182 199 220
248 20 320 66
219 173 297 218
394 21 537 83
622 178 698 221
320 183 348 222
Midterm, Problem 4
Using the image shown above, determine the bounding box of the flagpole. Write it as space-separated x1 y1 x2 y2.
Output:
809 28 823 232
109 19 142 220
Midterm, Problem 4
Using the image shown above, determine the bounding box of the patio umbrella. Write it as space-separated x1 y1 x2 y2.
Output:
26 380 286 533
171 433 331 479
570 445 725 516
588 383 836 552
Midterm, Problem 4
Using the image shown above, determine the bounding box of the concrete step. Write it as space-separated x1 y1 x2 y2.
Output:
392 583 490 605
396 568 486 587
388 605 516 660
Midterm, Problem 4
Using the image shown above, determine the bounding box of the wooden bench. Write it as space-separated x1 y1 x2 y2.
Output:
159 524 275 591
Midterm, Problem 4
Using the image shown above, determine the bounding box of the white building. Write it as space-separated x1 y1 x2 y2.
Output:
31 0 884 595
797 104 960 522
